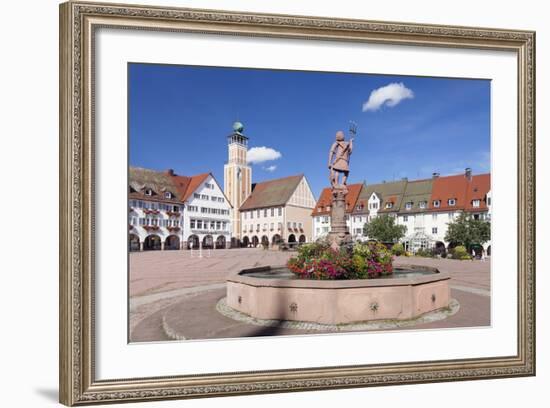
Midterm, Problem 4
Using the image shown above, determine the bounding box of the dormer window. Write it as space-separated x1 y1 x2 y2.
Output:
419 201 427 209
433 200 441 208
472 199 480 208
448 198 456 206
145 188 153 196
385 202 393 209
405 202 413 210
164 192 173 199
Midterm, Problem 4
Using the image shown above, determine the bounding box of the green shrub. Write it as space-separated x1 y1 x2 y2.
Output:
391 242 405 256
452 245 471 260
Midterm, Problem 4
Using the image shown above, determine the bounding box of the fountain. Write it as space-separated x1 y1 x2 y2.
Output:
224 124 451 325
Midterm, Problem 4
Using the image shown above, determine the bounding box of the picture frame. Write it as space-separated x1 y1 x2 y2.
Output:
59 1 536 405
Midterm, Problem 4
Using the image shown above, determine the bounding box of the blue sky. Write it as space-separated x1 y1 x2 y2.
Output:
129 63 490 199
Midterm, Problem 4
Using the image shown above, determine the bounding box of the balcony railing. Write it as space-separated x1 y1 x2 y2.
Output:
143 225 160 231
143 209 160 215
190 228 229 235
166 226 181 232
166 211 181 217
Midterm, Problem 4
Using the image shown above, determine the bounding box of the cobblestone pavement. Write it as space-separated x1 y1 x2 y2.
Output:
129 249 490 342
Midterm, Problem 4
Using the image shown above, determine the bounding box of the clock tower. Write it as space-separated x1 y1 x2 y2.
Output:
224 122 252 240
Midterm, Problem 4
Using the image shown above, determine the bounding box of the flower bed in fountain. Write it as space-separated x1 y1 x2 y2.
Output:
287 241 393 280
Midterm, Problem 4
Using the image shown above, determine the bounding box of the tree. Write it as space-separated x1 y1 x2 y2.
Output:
363 214 407 243
444 212 491 251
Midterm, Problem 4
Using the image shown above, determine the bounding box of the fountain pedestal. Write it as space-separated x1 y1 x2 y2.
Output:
328 185 352 250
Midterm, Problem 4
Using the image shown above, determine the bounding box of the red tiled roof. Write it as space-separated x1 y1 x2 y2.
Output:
429 174 472 212
312 183 363 216
465 173 491 212
129 167 221 204
171 173 210 201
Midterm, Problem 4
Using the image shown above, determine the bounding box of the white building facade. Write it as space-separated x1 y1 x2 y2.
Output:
182 174 233 249
240 175 316 247
129 167 232 251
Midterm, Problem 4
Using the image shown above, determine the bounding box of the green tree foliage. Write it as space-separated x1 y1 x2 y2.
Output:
444 213 491 251
363 214 407 243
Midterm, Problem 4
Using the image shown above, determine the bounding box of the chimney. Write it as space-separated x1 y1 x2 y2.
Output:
465 167 472 180
432 172 440 179
165 169 175 176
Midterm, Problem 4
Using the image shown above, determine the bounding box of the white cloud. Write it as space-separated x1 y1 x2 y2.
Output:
263 165 277 172
247 146 282 164
362 82 414 112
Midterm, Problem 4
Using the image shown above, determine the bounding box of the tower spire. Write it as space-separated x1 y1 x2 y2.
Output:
224 121 252 241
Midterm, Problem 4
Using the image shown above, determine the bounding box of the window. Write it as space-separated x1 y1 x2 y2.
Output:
271 208 274 217
298 222 303 229
487 197 492 206
145 188 152 196
278 207 282 216
196 220 202 229
473 199 480 208
250 211 254 219
205 182 214 189
448 213 453 220
263 223 267 231
164 192 172 199
385 202 393 209
244 212 247 220
216 221 221 230
194 193 200 199
287 222 291 229
403 215 408 222
256 224 260 231
201 194 208 200
264 209 268 217
433 200 441 208
405 202 413 210
257 210 260 218
419 201 427 209
293 222 297 228
432 214 437 221
270 223 274 230
139 218 145 226
432 227 438 234
448 198 456 206
323 216 329 223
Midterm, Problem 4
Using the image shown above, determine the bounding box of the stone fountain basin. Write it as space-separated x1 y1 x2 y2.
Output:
226 265 451 325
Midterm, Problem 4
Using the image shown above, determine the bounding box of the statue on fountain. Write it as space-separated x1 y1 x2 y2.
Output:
327 123 357 250
328 130 354 192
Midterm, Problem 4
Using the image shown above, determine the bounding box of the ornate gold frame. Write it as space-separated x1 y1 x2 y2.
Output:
59 1 536 405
